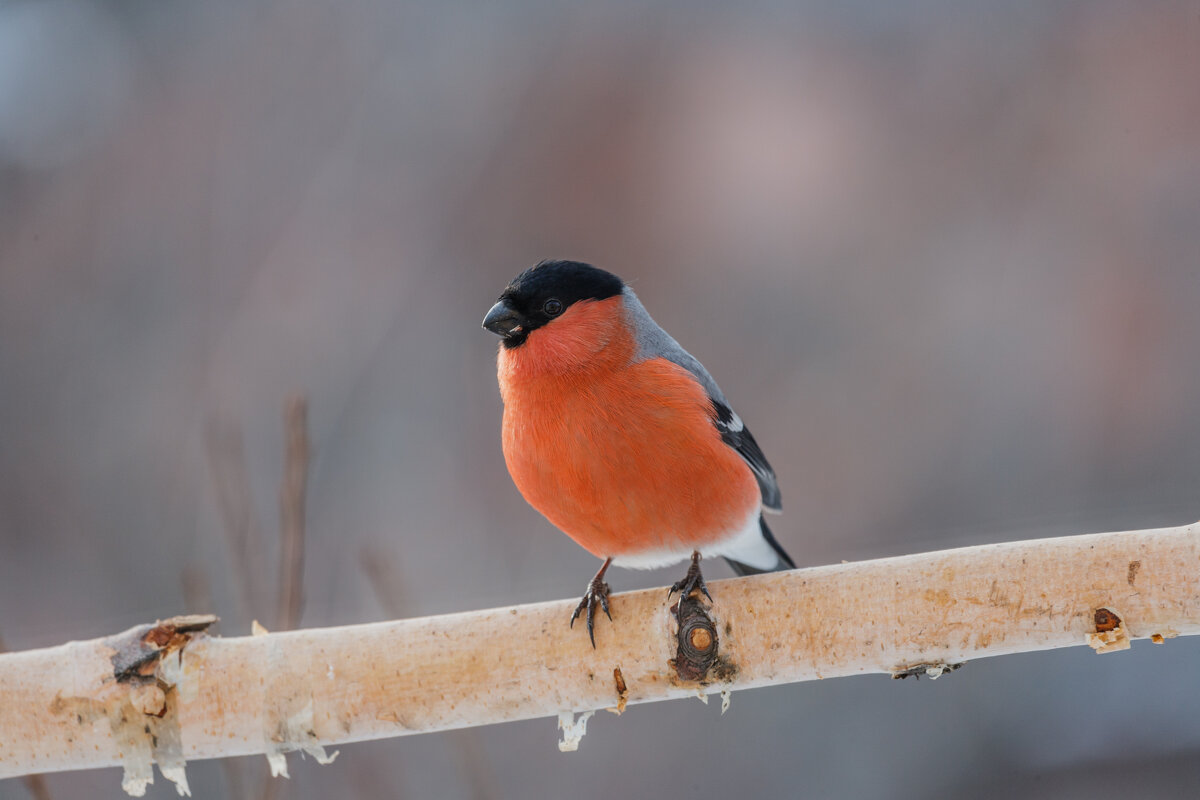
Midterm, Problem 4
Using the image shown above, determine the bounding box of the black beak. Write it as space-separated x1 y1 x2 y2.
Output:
482 300 523 337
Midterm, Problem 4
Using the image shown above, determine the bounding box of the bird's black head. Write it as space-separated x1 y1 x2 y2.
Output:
482 260 625 348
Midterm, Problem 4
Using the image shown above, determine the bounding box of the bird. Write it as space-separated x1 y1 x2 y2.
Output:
482 259 794 646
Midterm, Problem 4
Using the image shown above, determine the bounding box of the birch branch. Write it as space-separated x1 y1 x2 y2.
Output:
2 521 1198 795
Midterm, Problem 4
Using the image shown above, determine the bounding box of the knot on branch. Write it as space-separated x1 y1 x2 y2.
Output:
1093 607 1120 633
670 592 737 683
1086 606 1131 653
109 614 218 684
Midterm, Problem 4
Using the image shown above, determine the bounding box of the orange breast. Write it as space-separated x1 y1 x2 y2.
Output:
497 297 760 559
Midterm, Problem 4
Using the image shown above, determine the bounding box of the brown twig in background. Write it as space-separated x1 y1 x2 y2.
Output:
203 414 268 619
18 772 52 800
276 396 310 632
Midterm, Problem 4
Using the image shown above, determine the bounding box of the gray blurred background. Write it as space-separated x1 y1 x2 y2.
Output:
2 0 1200 798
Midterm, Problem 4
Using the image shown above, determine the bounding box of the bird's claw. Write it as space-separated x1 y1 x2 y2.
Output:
668 551 711 622
570 575 612 648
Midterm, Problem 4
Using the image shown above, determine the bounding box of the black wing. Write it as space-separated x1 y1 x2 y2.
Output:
712 400 781 512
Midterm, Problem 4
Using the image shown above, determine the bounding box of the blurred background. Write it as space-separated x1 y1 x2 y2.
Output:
2 0 1200 797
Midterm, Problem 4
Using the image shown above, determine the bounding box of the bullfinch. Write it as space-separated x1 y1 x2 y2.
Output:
483 260 794 646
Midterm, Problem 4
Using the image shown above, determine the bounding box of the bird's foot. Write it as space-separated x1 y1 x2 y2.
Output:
668 551 712 622
570 558 613 648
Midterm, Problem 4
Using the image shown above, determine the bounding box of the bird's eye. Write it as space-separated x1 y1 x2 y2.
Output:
543 298 563 316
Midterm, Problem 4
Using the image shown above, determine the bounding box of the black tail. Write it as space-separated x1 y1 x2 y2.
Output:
724 516 796 576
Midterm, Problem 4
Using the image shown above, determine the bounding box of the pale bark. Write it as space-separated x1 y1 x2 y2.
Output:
1 522 1198 794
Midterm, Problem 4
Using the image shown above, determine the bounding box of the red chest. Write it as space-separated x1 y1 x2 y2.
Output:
498 331 759 558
